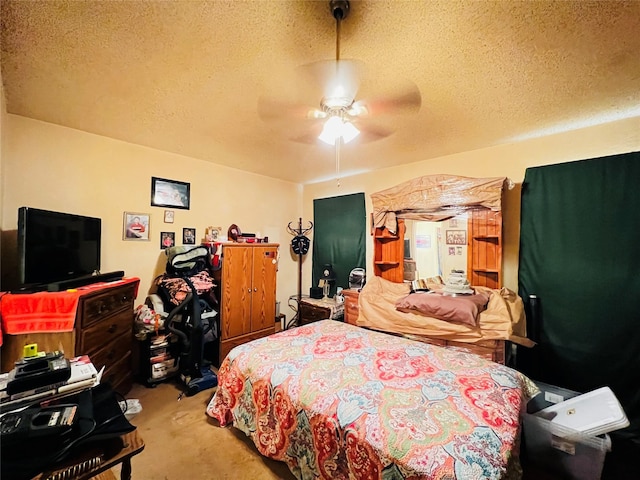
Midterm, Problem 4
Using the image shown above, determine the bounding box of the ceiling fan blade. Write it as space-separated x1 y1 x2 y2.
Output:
352 78 422 117
258 96 326 122
352 121 396 143
296 59 364 104
289 122 326 144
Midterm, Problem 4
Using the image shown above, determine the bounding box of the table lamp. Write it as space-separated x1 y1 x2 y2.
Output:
320 264 336 301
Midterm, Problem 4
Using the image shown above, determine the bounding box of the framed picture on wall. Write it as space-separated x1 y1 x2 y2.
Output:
123 212 150 241
183 228 196 245
160 231 175 249
446 230 466 245
151 177 190 210
164 210 175 223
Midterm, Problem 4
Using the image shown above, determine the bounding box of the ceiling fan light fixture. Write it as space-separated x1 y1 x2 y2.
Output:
318 116 360 145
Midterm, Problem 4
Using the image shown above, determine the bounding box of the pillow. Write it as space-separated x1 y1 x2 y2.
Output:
395 291 491 327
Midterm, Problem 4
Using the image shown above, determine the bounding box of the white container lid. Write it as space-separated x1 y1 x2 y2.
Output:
539 386 629 437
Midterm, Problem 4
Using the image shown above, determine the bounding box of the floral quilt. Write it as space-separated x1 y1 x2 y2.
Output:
207 320 532 479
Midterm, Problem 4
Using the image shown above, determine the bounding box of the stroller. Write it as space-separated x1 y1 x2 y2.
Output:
146 245 219 396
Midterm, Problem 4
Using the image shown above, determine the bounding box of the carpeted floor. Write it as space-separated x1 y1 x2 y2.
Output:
117 379 295 480
115 377 638 480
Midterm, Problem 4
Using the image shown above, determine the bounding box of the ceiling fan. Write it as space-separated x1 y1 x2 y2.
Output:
258 0 422 146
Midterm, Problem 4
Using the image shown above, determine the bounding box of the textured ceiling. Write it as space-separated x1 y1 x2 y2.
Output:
2 0 639 184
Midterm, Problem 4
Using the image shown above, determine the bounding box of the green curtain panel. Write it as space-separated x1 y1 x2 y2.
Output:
518 151 640 441
313 193 366 297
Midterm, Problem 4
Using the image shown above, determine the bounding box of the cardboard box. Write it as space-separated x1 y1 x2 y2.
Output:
522 381 612 480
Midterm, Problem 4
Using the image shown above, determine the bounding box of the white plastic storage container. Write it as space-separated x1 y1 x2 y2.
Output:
522 381 613 480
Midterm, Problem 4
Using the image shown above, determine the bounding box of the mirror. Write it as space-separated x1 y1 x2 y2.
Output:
371 174 507 288
403 214 470 282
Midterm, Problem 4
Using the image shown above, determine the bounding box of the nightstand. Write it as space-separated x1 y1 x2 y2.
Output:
298 296 344 325
342 289 360 326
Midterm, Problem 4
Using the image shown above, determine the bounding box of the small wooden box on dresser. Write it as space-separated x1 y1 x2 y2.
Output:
0 279 140 396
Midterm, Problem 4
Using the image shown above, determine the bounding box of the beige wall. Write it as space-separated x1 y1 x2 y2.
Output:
2 112 639 311
1 115 302 313
303 116 640 293
0 70 6 279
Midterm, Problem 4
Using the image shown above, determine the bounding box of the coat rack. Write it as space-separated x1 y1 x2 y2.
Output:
287 218 313 328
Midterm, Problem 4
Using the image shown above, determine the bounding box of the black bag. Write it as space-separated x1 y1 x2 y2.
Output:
1 383 135 480
165 246 212 277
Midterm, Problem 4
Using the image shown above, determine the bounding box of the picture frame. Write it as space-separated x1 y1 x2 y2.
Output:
123 212 150 241
446 230 467 245
183 228 196 245
151 177 190 210
164 210 174 223
160 231 175 250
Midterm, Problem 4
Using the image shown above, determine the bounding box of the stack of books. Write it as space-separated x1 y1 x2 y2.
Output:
0 355 102 412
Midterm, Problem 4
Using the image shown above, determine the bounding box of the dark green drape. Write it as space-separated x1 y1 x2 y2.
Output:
518 151 640 440
313 193 366 296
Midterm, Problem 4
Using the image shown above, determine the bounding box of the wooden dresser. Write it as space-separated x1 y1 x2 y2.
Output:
342 289 361 326
0 279 140 395
76 280 139 395
341 288 506 364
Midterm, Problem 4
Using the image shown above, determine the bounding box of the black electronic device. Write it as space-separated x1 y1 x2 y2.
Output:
7 353 71 396
46 270 125 292
0 404 79 442
17 207 102 290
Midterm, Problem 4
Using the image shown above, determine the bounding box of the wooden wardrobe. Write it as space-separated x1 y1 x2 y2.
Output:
218 243 279 363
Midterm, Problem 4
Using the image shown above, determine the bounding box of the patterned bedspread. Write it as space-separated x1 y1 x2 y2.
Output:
207 320 533 480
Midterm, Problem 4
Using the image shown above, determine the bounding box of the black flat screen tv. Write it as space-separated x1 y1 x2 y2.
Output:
18 207 102 288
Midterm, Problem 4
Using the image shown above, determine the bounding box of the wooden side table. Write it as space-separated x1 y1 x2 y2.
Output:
298 296 344 325
32 430 145 480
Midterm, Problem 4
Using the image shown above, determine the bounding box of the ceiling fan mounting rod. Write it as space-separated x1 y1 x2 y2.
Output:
330 0 350 61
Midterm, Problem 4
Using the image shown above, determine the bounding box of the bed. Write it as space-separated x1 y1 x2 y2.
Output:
356 276 534 351
207 319 536 480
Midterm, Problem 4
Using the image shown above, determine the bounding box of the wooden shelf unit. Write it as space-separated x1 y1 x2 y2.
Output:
373 219 406 283
467 209 502 288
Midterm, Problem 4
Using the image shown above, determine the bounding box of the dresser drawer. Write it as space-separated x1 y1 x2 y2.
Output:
101 351 132 396
81 284 137 329
79 309 133 355
90 332 132 373
299 301 331 324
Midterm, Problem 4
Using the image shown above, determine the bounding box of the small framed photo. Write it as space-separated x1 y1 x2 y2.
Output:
151 177 190 210
205 226 222 242
123 212 150 241
183 228 196 245
160 231 175 249
446 230 467 245
164 210 174 223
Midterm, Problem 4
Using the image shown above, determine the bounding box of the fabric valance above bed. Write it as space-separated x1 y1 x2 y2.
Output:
371 174 510 234
358 276 534 347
